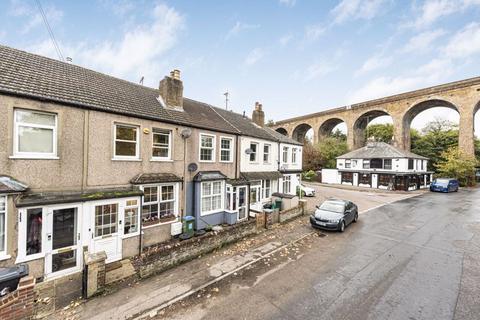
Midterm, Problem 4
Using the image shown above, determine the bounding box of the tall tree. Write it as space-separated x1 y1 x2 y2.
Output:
435 146 477 186
366 123 394 143
317 137 349 169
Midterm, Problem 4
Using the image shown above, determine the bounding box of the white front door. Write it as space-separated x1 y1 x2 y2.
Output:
91 202 123 263
237 186 248 221
44 204 83 279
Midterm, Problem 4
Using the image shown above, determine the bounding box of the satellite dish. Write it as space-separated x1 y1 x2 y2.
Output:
245 148 253 155
181 128 192 139
188 163 198 172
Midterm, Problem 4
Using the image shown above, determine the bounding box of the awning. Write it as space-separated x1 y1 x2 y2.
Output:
130 173 183 185
193 171 227 182
0 176 28 194
16 187 143 208
240 171 282 181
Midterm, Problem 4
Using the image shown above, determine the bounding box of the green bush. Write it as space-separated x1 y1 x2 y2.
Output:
302 170 316 181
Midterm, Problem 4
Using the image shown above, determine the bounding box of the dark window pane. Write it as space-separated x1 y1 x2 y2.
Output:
115 141 136 156
26 208 42 255
116 126 136 141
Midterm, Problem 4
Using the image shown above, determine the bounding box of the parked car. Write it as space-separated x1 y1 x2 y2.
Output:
430 178 459 193
310 199 358 232
298 184 316 197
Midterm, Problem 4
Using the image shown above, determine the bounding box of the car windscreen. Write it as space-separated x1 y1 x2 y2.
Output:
435 179 450 186
319 202 345 213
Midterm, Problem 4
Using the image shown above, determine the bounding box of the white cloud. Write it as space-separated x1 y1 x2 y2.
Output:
9 0 64 34
99 0 135 16
304 24 326 42
27 3 184 86
279 0 296 7
444 22 480 58
244 48 266 66
225 21 259 40
279 33 293 46
330 0 389 25
409 0 480 29
355 54 392 76
402 29 446 53
305 61 337 81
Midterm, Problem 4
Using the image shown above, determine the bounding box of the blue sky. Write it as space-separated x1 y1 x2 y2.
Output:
1 0 480 133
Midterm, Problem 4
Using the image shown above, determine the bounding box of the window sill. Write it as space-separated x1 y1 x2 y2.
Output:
0 254 11 261
150 158 174 162
9 155 59 160
111 158 142 162
219 160 233 163
199 160 215 163
16 253 45 264
200 209 223 216
142 218 179 229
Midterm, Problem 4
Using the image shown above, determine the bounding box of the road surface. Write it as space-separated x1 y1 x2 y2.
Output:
160 188 480 320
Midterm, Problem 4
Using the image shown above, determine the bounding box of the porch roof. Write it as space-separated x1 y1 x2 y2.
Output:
16 187 143 208
240 171 282 181
193 171 228 182
0 176 28 194
130 173 183 185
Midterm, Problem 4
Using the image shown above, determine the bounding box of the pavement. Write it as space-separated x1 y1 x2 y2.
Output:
155 187 480 320
51 185 424 320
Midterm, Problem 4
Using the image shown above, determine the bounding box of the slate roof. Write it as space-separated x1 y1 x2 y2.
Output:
337 142 428 160
0 45 238 134
193 171 228 182
213 107 302 145
0 176 28 194
130 173 183 185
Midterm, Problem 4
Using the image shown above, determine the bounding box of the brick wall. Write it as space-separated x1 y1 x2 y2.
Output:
133 220 258 278
279 204 305 223
0 276 36 320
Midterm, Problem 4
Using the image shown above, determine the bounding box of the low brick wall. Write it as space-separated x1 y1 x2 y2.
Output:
133 220 258 278
0 276 36 320
279 204 305 223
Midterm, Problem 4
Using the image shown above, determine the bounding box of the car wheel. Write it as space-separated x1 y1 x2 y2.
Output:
339 221 345 232
353 213 358 223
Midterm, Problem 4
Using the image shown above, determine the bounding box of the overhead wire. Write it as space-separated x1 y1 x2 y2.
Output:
34 0 64 62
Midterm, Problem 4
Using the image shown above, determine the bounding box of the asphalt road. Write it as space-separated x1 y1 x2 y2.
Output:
162 188 480 320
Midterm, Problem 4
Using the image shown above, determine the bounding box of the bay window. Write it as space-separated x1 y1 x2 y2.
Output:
250 181 261 204
200 134 215 162
14 109 57 158
201 181 224 215
152 128 172 160
282 175 291 194
114 124 139 159
220 137 233 162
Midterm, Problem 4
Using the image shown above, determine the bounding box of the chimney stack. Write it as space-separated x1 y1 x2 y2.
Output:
159 69 183 111
252 101 265 127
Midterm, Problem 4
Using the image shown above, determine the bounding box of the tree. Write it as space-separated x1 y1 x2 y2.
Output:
435 146 477 186
366 123 394 143
317 137 349 169
265 119 275 127
330 129 347 141
302 140 322 171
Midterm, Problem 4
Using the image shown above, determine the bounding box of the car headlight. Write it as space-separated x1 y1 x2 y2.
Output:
328 219 339 223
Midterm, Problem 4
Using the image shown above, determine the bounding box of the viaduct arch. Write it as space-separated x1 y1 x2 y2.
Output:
271 77 480 157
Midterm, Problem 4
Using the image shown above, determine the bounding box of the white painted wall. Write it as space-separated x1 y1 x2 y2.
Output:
337 158 429 173
240 136 279 172
279 143 302 171
321 169 340 184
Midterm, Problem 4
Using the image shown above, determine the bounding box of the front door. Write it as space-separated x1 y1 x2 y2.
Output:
91 202 123 263
237 186 248 221
45 205 82 278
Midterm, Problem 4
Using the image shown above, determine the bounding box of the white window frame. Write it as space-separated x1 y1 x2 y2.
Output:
199 133 216 162
113 123 140 160
123 199 141 238
250 180 262 204
263 144 271 163
0 195 8 259
220 136 234 163
283 175 291 194
292 148 297 164
345 159 351 169
151 128 172 161
249 142 259 163
140 183 179 228
262 180 271 199
16 207 47 263
13 109 58 159
200 180 225 216
282 146 289 164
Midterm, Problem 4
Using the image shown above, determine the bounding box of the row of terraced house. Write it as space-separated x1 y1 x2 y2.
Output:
0 46 303 286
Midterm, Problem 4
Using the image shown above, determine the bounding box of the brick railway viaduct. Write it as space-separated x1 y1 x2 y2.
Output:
270 77 480 157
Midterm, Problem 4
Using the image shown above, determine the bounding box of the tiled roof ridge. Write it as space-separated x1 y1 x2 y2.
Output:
207 105 242 134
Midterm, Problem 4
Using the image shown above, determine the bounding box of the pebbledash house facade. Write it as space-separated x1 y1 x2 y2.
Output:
0 45 302 283
322 141 433 191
